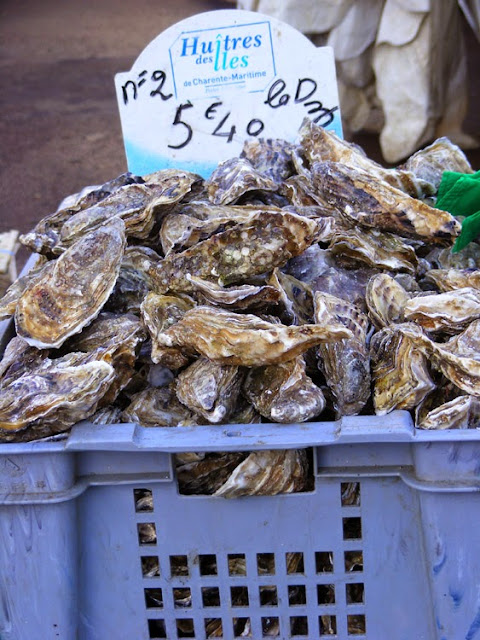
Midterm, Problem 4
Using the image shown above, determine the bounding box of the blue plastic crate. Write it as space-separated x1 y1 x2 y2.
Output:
1 413 480 640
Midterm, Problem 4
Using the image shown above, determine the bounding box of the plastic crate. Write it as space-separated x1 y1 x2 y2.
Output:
1 413 480 640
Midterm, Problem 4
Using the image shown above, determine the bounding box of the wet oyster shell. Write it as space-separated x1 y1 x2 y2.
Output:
312 161 461 243
240 137 295 183
176 357 244 424
0 255 49 321
121 385 199 427
416 391 480 430
150 210 326 294
370 325 436 415
89 406 123 425
206 157 278 205
186 274 281 311
425 245 480 270
403 287 480 334
243 356 325 423
314 292 371 416
15 218 126 349
365 274 410 328
214 449 308 498
159 306 352 366
176 452 247 495
268 269 314 325
424 269 480 292
0 336 48 385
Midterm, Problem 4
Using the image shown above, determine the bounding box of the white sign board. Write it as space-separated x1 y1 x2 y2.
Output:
115 10 342 178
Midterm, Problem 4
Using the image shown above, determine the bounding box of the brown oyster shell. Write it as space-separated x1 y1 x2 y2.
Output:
415 384 480 430
176 452 247 495
243 356 325 423
240 137 295 183
89 406 123 424
403 287 480 334
370 324 436 415
0 255 49 321
0 355 115 440
365 274 410 329
206 157 278 205
186 274 280 311
150 210 326 294
311 161 461 243
314 291 371 416
0 336 48 385
15 218 126 349
267 269 314 325
176 357 244 424
424 269 480 292
140 292 195 368
214 449 308 498
158 306 352 366
121 385 199 427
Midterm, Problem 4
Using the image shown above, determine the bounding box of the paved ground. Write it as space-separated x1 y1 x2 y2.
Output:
1 0 479 273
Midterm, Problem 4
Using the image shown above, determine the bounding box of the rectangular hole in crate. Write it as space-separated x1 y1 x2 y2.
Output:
343 517 362 540
316 551 334 573
199 554 218 576
233 617 251 637
286 552 304 574
341 482 361 507
231 586 249 607
176 618 194 637
148 618 166 639
257 553 275 575
142 556 160 578
290 616 308 636
259 585 278 606
145 588 163 609
288 585 307 606
205 618 223 637
346 583 364 604
138 522 157 545
228 553 247 576
134 488 154 512
170 555 189 577
319 615 337 636
262 616 280 637
174 587 192 608
317 584 335 605
348 614 366 635
202 586 221 607
344 551 363 573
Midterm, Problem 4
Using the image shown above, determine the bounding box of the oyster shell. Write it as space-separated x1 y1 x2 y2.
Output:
176 357 244 424
403 287 480 334
267 269 314 325
121 385 199 427
314 292 371 416
281 173 339 215
15 218 126 349
370 324 436 415
150 210 325 294
186 274 281 311
243 356 325 423
240 137 295 183
158 306 352 366
140 292 195 368
89 406 123 424
424 269 480 292
0 355 115 440
312 161 461 243
365 274 410 328
425 245 480 270
206 157 278 205
0 336 48 385
214 449 308 498
176 452 247 495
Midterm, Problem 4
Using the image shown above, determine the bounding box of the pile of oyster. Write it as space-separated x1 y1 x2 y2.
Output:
0 119 478 496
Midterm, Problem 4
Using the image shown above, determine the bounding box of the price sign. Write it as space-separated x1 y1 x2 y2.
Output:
115 9 342 178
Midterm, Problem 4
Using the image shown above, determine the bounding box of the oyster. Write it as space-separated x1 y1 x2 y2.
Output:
403 287 480 334
121 385 199 427
140 292 195 368
142 168 202 202
15 219 126 349
150 210 325 294
186 274 280 311
176 452 247 495
417 395 480 430
370 324 436 415
312 161 461 243
240 137 295 183
425 245 480 270
424 269 480 292
329 227 418 274
158 306 352 366
268 269 314 325
0 336 48 385
176 357 244 424
314 292 371 416
0 355 115 440
206 157 278 205
365 274 410 328
281 173 339 215
0 255 49 320
214 449 308 498
243 356 325 423
89 406 123 424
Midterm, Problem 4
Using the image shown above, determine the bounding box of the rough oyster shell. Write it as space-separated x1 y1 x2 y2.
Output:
89 406 123 425
206 157 278 205
280 173 339 215
243 356 325 423
415 381 480 430
0 336 48 385
0 255 49 321
403 287 480 334
365 274 410 329
314 292 371 416
186 274 281 311
370 325 436 415
240 137 295 183
267 269 314 325
214 449 308 498
158 306 352 366
176 357 244 424
150 210 326 294
424 269 480 292
425 245 480 270
15 218 126 349
312 161 461 243
121 385 199 427
176 452 247 495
